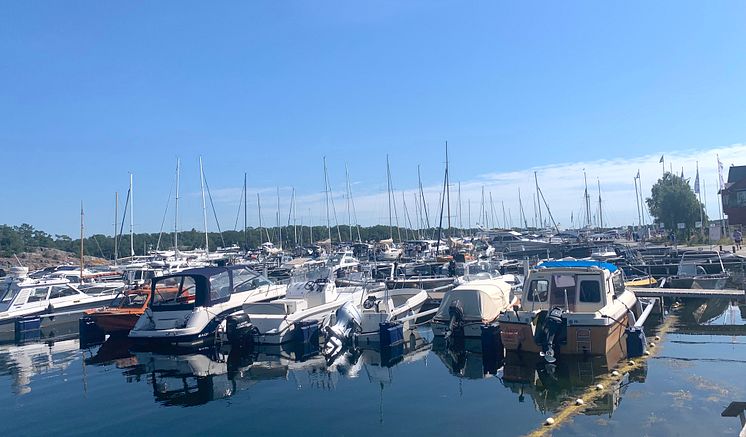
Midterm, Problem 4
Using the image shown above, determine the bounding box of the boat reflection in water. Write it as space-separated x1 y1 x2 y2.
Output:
0 337 81 395
431 335 504 380
501 345 646 417
84 328 433 407
433 333 645 419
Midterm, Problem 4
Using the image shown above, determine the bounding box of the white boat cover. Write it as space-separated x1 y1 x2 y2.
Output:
435 279 512 323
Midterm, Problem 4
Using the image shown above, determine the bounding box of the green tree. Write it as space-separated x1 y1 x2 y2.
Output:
646 172 707 239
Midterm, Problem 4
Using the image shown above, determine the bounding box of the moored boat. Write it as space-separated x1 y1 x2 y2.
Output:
498 260 639 362
431 279 515 338
128 265 286 348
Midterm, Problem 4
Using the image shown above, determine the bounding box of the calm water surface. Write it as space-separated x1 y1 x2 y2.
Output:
1 301 744 436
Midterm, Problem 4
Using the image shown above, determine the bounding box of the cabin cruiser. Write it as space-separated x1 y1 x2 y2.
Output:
499 260 639 362
129 265 286 348
0 267 119 339
431 279 515 338
240 268 368 345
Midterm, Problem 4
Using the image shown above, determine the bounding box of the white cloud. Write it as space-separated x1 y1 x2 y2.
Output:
177 143 746 231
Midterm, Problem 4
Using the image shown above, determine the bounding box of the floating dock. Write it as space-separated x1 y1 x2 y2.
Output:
628 286 746 300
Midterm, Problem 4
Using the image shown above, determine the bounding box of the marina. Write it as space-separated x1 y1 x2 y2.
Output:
4 3 746 436
1 238 746 436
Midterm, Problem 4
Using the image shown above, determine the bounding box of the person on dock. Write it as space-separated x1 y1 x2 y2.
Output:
734 229 742 250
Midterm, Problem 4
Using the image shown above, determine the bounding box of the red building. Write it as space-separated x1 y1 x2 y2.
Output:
721 165 746 226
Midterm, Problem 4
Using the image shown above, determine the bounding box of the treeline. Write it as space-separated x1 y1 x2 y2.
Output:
0 223 477 259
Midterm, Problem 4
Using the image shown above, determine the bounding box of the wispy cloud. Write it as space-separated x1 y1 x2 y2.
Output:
178 144 746 231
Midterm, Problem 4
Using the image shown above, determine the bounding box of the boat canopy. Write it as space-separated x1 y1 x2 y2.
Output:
435 280 512 323
150 265 269 309
538 260 618 273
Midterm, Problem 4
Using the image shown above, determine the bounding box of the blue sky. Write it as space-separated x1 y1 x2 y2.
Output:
2 2 745 236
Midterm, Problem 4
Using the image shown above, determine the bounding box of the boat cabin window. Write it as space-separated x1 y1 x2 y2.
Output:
0 283 19 309
152 276 196 307
49 285 78 299
209 271 232 301
612 273 625 296
550 275 576 311
579 280 601 303
526 279 549 302
27 286 50 302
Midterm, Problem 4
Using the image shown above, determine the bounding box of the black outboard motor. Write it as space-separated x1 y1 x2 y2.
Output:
540 306 564 363
445 299 465 340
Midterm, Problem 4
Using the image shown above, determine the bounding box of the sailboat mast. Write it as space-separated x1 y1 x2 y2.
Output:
534 171 542 229
199 157 209 252
502 200 507 230
292 188 298 247
597 178 603 229
276 186 282 249
80 201 84 280
583 169 591 228
323 157 332 244
129 173 134 257
345 164 352 241
244 173 248 250
386 155 393 240
174 158 180 253
114 192 118 265
445 141 451 233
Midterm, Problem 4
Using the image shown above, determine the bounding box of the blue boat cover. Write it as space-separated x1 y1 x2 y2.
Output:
538 260 618 272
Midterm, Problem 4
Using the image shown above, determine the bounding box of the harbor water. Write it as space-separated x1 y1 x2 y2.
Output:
0 301 744 436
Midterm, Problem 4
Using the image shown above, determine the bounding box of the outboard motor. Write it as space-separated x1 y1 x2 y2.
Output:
444 299 465 340
323 301 362 358
540 306 564 363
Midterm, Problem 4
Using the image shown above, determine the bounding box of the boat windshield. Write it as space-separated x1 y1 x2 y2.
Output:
111 289 149 308
232 268 271 293
151 276 196 308
0 282 19 311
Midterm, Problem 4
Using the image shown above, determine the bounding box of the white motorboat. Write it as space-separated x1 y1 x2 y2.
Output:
240 268 367 345
129 265 286 348
0 267 120 340
431 279 515 338
354 287 429 345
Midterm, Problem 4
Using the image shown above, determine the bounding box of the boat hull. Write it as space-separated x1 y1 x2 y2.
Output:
499 314 628 356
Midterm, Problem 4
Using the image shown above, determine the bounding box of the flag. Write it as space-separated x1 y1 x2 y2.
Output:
659 155 664 163
694 167 700 194
717 154 725 190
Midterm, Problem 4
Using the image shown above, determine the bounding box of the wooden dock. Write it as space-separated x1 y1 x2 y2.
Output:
628 286 746 300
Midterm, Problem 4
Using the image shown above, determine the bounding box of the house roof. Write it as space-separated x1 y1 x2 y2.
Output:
728 165 746 184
